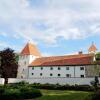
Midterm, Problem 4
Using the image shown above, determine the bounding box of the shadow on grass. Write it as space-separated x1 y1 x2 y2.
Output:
34 90 92 100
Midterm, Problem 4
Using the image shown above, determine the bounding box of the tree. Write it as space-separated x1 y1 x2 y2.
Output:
96 52 100 61
0 48 18 84
90 76 99 91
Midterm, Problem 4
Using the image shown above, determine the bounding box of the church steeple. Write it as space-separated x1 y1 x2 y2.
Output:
88 42 97 54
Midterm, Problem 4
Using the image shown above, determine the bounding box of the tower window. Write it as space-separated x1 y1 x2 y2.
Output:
32 67 34 70
58 67 61 70
24 61 26 65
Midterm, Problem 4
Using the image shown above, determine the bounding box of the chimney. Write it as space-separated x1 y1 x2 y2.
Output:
78 51 83 55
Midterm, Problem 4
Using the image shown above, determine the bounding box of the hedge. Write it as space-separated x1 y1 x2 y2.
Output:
0 83 42 100
30 83 95 91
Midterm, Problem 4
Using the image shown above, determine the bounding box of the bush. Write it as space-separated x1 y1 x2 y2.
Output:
91 90 100 100
2 89 21 100
0 87 5 95
20 86 42 99
0 84 42 100
31 83 94 91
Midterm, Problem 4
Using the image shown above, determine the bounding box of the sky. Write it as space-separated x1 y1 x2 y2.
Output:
0 0 100 56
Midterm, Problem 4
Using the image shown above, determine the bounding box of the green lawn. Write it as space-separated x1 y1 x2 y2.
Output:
34 90 92 100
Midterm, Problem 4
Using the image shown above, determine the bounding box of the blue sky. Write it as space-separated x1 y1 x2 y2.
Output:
0 0 100 56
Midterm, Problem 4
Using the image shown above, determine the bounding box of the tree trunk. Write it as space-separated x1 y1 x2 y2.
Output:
4 78 8 85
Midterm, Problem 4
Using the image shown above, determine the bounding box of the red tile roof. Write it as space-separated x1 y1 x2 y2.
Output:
29 54 94 67
21 42 41 56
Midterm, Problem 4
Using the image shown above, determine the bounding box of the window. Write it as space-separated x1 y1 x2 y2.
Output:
24 61 26 65
20 56 22 59
21 76 23 78
41 67 43 70
21 56 24 59
58 67 61 70
32 73 34 75
66 74 71 78
50 67 53 70
20 56 23 59
80 75 84 78
58 74 61 77
50 73 53 76
80 67 84 70
66 67 69 70
32 67 34 70
99 72 100 77
25 55 27 58
40 73 42 76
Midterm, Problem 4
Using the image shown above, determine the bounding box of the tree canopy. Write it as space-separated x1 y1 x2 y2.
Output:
96 52 100 61
0 48 18 84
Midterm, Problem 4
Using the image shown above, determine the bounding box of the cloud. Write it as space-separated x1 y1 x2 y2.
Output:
0 32 8 37
0 0 100 46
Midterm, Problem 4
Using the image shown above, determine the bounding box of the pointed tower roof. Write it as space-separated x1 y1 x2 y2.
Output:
88 42 97 53
21 42 41 57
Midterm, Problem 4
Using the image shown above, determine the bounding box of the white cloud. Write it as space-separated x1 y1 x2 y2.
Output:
0 32 8 37
0 0 100 45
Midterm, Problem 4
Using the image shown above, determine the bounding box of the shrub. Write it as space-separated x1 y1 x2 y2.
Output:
31 83 94 91
20 86 42 99
0 84 42 100
0 87 5 95
91 90 100 100
2 89 21 100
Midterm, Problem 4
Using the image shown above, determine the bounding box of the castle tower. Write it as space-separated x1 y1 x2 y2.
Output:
88 42 97 54
17 42 41 78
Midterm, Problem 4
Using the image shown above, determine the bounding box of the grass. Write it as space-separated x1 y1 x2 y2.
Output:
33 89 92 100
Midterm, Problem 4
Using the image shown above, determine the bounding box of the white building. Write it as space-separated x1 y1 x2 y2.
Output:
17 42 98 79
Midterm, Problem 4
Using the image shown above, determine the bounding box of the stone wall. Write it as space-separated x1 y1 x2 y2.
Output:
0 78 4 84
8 77 98 85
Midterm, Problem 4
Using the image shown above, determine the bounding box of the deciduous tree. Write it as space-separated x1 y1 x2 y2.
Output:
0 48 18 84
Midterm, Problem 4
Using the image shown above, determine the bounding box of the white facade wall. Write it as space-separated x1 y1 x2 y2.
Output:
8 78 97 85
29 66 85 78
17 55 38 78
75 66 85 77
